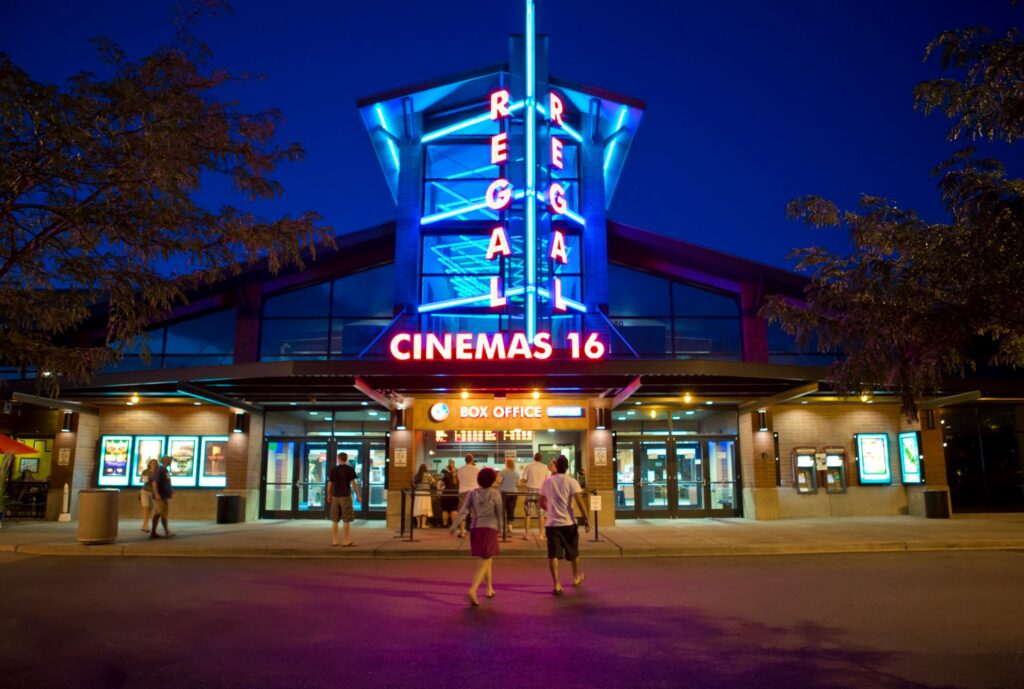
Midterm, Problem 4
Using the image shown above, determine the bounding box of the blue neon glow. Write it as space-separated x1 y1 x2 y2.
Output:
536 287 587 313
421 200 492 225
375 104 400 170
421 101 525 143
535 190 586 227
603 106 629 171
525 0 537 343
535 103 584 143
419 287 526 313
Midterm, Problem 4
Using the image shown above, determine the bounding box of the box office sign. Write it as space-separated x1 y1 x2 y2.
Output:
418 400 589 430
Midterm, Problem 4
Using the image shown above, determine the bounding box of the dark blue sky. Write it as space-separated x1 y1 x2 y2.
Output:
2 0 1021 269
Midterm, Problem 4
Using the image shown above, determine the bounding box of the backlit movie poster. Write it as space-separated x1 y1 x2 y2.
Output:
101 437 130 476
169 438 197 477
135 438 164 478
860 437 887 475
202 439 226 477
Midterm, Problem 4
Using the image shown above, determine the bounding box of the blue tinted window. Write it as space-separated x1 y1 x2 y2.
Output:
261 319 328 359
673 283 739 317
263 283 331 318
675 319 742 358
609 265 671 316
423 234 496 275
611 318 672 356
164 310 235 354
333 265 394 317
425 144 497 179
331 319 392 357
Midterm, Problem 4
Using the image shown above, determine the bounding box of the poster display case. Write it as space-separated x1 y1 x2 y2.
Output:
167 436 200 487
898 431 924 484
855 433 892 485
823 447 847 493
792 447 817 494
130 436 166 487
199 436 229 488
97 435 133 487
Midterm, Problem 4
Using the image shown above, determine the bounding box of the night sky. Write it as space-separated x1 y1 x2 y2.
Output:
2 0 1021 270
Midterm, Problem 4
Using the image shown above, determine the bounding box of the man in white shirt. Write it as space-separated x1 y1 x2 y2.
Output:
520 452 549 540
539 455 589 595
454 454 479 538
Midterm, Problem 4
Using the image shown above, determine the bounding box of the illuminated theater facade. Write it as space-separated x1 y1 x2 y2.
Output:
12 3 1021 526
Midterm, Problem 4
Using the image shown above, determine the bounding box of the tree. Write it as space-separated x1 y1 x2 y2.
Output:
0 17 332 393
761 13 1024 420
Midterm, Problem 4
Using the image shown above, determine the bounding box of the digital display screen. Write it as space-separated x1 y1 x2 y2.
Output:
97 435 133 487
167 436 200 487
131 436 166 487
855 433 892 485
199 436 229 488
898 431 924 484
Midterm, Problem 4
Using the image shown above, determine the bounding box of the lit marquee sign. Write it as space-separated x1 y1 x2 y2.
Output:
400 0 605 363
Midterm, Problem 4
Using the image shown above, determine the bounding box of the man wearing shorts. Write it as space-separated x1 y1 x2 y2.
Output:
149 455 174 539
327 452 360 546
454 454 479 538
520 452 549 540
539 455 589 595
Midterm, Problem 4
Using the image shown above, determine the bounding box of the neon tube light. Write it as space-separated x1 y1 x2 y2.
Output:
422 101 525 143
525 0 537 343
535 103 583 143
603 106 629 172
419 287 526 313
535 191 586 227
421 200 491 225
375 104 400 169
537 287 586 313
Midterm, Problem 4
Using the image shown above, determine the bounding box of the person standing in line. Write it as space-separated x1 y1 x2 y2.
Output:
149 456 175 539
327 451 360 546
454 454 479 538
521 452 549 540
539 454 589 595
411 463 436 529
139 458 159 532
450 467 504 606
439 459 459 527
497 458 521 532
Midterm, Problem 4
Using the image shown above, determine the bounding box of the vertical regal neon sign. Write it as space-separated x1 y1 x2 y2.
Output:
396 0 605 362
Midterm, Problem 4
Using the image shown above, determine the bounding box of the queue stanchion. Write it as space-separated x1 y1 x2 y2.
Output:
397 488 407 538
407 489 418 542
590 490 602 543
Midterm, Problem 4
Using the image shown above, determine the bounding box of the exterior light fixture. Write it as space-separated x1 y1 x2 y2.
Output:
634 401 641 406
532 390 540 399
361 401 368 406
595 408 609 430
61 410 74 432
705 400 713 406
649 409 656 419
233 411 247 434
461 390 469 399
194 401 202 406
859 391 873 404
392 407 408 431
683 392 693 404
130 393 140 405
757 410 768 432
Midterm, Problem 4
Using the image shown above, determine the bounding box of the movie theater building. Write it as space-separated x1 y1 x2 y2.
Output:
5 14 1022 526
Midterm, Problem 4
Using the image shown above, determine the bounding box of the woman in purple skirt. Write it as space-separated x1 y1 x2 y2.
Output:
450 467 504 606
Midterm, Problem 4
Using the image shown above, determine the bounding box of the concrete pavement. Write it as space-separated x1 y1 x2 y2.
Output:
2 513 1023 559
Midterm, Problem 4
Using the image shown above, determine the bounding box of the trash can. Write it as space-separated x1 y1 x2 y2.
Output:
216 494 243 524
923 489 950 519
77 488 120 544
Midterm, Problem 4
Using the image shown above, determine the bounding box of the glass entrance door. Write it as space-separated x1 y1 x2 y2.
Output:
675 440 704 512
639 441 671 516
707 439 737 513
261 438 388 519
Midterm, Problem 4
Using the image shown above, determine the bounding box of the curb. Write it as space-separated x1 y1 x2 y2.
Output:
9 540 1023 560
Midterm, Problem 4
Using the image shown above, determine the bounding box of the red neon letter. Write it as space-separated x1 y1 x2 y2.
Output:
425 333 452 360
476 333 507 360
551 137 563 169
486 226 511 260
533 333 553 360
455 333 474 360
554 277 567 312
486 179 513 211
549 182 567 215
507 333 532 359
490 89 510 119
490 276 506 308
550 230 568 264
491 132 508 164
390 333 412 360
550 92 564 126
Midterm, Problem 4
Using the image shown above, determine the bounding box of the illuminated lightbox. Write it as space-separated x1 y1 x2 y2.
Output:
167 436 200 487
199 436 229 488
898 431 924 485
97 435 133 487
130 436 166 487
855 433 892 485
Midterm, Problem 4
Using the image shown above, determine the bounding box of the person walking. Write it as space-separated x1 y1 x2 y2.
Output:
139 458 159 532
539 454 589 595
149 456 175 539
497 458 520 532
521 452 549 540
454 454 479 538
439 459 459 527
450 467 504 606
327 451 360 546
411 463 436 529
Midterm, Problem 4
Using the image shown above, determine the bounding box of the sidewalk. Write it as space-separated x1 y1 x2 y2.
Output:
1 514 1023 560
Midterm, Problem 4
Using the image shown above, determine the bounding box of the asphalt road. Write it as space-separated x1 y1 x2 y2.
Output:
1 551 1022 689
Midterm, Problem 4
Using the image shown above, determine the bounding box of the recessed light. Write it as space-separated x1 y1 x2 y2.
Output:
627 410 636 416
368 410 378 416
683 392 693 404
672 415 680 420
532 390 540 399
361 401 368 406
310 411 318 416
634 401 641 406
801 401 808 405
193 401 201 406
705 401 713 406
289 402 297 406
685 410 695 416
548 428 556 433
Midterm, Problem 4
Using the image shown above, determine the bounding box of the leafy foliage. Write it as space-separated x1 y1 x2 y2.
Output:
0 24 332 392
762 10 1024 420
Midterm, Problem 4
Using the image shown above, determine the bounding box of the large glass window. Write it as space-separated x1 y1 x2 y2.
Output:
767 322 835 366
104 309 236 371
260 264 394 361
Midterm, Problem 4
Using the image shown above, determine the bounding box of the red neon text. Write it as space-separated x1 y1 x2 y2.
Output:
486 179 513 210
549 182 567 215
551 137 563 170
491 132 508 164
550 92 564 126
490 90 510 119
550 230 568 264
486 225 511 260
